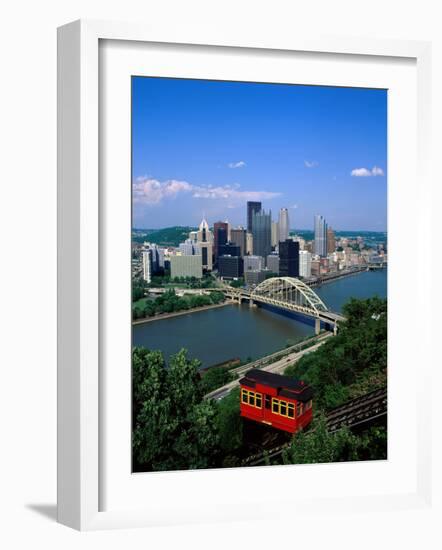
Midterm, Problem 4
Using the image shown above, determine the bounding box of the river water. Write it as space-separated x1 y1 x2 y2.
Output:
132 269 387 368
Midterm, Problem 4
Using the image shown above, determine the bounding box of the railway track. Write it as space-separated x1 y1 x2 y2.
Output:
241 386 387 466
327 386 387 433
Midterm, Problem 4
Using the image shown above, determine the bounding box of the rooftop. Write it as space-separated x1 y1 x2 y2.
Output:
239 368 313 402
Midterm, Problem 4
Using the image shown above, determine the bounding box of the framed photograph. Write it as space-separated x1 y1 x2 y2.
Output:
57 19 432 530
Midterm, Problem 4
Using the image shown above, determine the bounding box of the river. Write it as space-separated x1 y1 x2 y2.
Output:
132 269 387 368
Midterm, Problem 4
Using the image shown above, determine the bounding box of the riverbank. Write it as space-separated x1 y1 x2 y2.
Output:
310 267 372 287
132 300 232 325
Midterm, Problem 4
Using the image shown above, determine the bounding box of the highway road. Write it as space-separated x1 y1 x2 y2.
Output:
205 332 332 401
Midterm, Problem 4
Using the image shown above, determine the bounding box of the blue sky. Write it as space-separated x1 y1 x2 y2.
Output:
132 77 387 231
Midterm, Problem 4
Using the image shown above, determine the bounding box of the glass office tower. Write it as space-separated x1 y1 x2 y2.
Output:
252 209 272 262
314 214 328 257
247 201 262 233
279 240 299 277
278 208 290 243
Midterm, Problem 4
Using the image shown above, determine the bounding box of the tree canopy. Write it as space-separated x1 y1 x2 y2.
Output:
284 296 387 409
132 347 219 471
282 414 387 465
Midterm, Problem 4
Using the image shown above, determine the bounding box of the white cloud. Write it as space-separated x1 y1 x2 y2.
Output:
304 160 319 168
351 167 372 177
132 177 192 204
371 166 384 176
227 160 246 168
133 176 281 205
351 166 385 177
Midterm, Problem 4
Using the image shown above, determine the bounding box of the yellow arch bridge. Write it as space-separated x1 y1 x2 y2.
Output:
222 277 346 335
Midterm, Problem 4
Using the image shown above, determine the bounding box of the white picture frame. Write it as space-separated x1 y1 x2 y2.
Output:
57 19 433 531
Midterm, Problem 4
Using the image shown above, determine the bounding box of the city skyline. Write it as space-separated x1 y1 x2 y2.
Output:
132 77 387 231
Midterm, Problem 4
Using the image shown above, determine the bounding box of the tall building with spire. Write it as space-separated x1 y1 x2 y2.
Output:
314 214 328 257
278 208 290 243
196 216 213 270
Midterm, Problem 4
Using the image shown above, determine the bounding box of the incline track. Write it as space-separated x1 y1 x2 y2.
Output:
242 386 387 466
326 386 387 433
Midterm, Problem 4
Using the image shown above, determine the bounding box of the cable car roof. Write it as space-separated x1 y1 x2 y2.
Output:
239 369 313 402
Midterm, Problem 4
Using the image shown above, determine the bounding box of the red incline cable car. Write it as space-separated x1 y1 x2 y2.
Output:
239 369 313 434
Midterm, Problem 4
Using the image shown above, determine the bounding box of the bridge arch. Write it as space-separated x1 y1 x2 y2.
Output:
250 277 328 315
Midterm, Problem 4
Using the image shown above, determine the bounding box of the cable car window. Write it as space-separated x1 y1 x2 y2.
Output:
272 399 279 413
280 402 287 416
255 394 262 408
296 403 302 417
265 395 271 409
288 404 295 418
249 394 255 406
241 389 248 404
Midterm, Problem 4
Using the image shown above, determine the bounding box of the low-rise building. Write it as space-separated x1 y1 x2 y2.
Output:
170 254 203 279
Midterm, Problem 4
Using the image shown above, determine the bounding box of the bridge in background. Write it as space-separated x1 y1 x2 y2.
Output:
222 277 346 335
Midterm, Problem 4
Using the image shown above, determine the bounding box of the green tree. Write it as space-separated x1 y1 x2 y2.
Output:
132 286 144 302
284 296 387 410
200 367 234 394
282 414 360 465
143 301 156 317
132 347 219 471
209 291 225 305
214 387 243 465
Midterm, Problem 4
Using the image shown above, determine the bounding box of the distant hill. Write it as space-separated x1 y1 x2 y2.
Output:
290 229 387 245
132 226 197 247
133 226 387 248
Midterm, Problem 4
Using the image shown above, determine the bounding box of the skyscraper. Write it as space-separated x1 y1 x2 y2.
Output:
218 242 241 257
267 254 280 274
142 249 152 283
327 227 336 254
279 240 299 277
230 227 247 257
252 209 272 262
218 256 244 279
142 242 164 273
197 217 213 270
244 255 263 272
299 250 312 278
271 221 279 248
247 201 262 233
179 239 198 256
278 208 290 243
213 221 228 261
246 232 253 255
314 215 328 257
